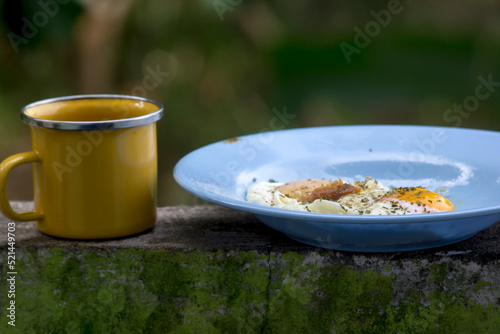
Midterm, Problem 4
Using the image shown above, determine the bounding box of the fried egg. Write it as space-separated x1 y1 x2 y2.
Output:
246 177 454 215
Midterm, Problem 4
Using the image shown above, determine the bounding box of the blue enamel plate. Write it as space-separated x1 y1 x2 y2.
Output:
173 125 500 252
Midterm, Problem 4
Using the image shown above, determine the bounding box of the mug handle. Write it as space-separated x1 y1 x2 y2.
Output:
0 151 44 221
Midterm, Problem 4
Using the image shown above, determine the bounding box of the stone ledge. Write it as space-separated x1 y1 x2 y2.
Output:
0 202 499 333
3 202 500 260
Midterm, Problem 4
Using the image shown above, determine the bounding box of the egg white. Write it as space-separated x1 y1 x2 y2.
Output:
246 181 350 214
246 177 436 215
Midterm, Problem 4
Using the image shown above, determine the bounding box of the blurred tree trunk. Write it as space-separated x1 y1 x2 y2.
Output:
76 0 135 94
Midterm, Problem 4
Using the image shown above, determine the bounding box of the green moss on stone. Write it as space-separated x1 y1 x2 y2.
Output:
475 281 492 293
1 248 157 334
314 264 394 333
1 249 500 333
140 250 269 333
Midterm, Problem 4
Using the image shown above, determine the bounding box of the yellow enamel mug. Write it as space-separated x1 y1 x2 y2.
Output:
0 95 164 239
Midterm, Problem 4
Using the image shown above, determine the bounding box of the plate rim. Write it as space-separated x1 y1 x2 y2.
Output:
173 124 500 225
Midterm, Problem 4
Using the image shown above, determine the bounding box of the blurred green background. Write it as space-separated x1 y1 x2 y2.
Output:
1 0 499 206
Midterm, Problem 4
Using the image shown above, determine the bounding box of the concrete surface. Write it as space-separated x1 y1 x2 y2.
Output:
0 202 499 333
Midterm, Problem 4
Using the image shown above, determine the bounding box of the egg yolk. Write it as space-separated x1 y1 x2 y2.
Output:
381 187 454 212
